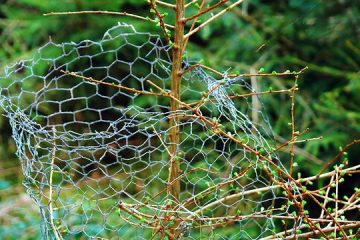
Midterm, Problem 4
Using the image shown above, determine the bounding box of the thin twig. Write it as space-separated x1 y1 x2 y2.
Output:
184 0 245 39
186 88 294 108
183 0 205 50
291 136 323 143
155 0 176 9
182 63 308 78
148 0 172 43
184 0 228 22
188 164 360 219
318 139 360 175
334 166 339 238
149 226 163 240
320 175 335 219
282 222 359 240
289 76 298 175
185 0 200 8
61 70 167 98
44 11 174 29
49 126 62 240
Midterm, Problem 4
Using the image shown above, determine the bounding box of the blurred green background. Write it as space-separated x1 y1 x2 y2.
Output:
0 0 359 238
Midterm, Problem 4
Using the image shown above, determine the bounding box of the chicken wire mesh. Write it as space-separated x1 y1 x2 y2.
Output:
0 23 299 239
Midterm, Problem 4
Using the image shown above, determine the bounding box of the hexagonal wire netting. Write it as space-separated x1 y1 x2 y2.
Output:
0 23 299 239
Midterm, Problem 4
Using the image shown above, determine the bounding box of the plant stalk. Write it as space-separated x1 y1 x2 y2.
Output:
168 0 185 204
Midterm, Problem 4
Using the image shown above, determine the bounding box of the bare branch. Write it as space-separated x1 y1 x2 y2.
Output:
155 0 176 9
184 0 245 39
185 0 200 8
183 0 205 50
289 76 298 175
61 70 168 98
44 11 174 29
148 0 172 43
318 139 360 175
184 0 228 23
182 63 308 78
189 164 360 219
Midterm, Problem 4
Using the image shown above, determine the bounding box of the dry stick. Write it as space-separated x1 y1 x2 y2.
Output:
184 0 245 39
44 11 174 29
186 88 294 108
181 63 308 78
320 175 335 219
117 198 360 225
186 167 219 175
192 210 289 223
195 218 360 232
187 164 360 226
191 215 360 225
292 137 323 143
282 222 360 240
184 0 228 22
266 222 360 240
289 76 298 175
250 68 260 125
49 126 62 240
334 167 339 238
